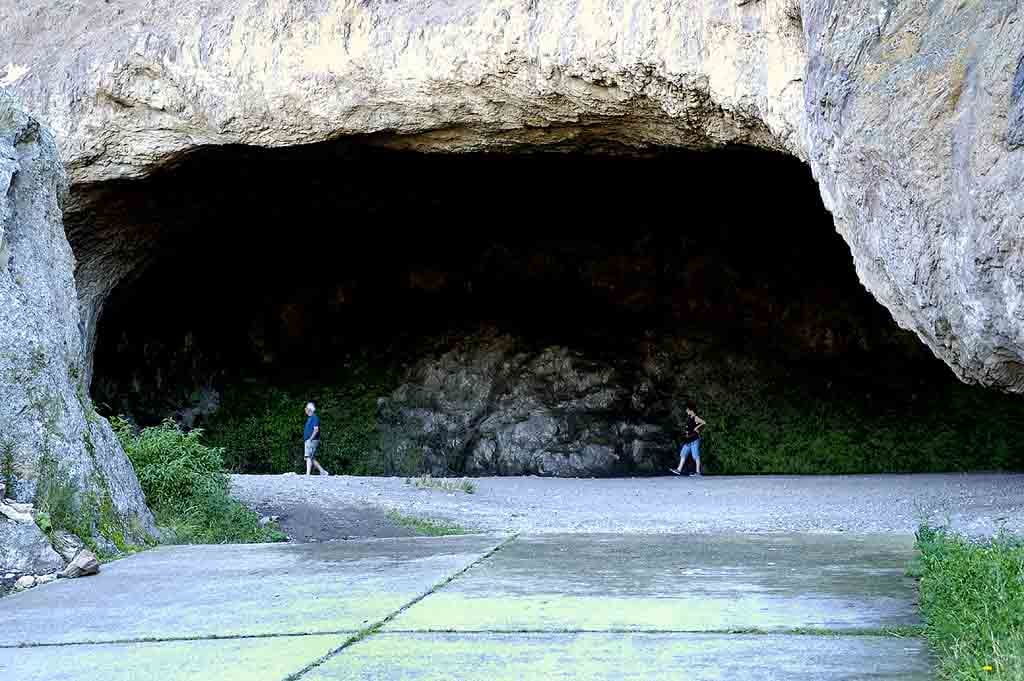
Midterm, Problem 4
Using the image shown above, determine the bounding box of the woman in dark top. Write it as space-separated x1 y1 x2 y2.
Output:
669 400 707 477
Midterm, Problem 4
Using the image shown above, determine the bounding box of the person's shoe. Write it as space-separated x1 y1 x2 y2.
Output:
668 468 680 475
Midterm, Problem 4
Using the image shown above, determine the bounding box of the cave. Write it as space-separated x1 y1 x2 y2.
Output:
77 142 1022 477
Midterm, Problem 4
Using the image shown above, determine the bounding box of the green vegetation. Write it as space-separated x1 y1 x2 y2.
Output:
677 349 1023 475
407 474 476 494
112 417 284 544
28 346 47 375
163 329 1022 477
34 451 89 539
204 359 402 474
385 510 469 536
916 526 1024 680
34 510 52 534
32 451 131 558
1 440 15 493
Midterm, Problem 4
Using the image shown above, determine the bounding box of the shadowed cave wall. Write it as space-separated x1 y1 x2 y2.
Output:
81 144 1023 476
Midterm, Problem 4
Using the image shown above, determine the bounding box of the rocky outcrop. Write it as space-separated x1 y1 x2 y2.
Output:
1 0 1022 392
0 518 64 577
802 0 1024 393
0 96 156 571
379 330 678 477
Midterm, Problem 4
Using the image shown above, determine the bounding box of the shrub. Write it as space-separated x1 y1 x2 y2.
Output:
204 360 401 475
916 526 1024 680
112 417 282 544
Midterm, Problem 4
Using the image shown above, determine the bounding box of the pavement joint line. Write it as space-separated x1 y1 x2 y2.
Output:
0 630 362 650
282 533 521 681
375 627 927 638
0 624 927 652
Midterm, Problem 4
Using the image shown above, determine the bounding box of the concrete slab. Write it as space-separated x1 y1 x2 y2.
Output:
305 633 933 680
0 535 504 646
388 534 920 631
0 633 347 681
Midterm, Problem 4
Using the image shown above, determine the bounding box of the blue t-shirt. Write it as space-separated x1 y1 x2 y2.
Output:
304 414 320 441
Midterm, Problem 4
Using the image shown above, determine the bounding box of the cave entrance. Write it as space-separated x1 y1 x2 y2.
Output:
82 142 1022 477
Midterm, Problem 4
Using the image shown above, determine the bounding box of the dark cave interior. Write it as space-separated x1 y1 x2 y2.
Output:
79 141 1023 475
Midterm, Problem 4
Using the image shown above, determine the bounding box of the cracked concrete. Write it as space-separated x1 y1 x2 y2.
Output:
0 533 933 680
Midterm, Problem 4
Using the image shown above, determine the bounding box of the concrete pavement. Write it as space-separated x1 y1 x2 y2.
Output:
0 533 933 680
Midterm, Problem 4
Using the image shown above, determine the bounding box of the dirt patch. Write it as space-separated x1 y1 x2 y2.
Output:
242 498 421 542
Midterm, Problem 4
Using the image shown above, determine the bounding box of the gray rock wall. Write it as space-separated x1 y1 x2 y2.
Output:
802 0 1024 393
379 331 678 477
0 96 156 558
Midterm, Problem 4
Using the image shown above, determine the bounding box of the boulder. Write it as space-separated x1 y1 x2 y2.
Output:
0 519 65 576
35 572 57 586
0 501 33 524
60 549 100 579
14 575 36 591
50 530 86 564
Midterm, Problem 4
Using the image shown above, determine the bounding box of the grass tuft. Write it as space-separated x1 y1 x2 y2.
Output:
386 510 469 536
915 526 1024 681
408 474 476 494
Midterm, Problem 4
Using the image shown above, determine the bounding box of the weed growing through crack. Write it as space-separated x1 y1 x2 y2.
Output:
386 510 469 536
409 474 476 494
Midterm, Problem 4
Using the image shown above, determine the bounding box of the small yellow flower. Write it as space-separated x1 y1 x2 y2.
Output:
981 665 993 672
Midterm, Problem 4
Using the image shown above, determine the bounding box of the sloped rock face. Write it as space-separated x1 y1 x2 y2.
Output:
802 0 1024 393
0 98 156 556
1 0 1022 392
379 331 677 477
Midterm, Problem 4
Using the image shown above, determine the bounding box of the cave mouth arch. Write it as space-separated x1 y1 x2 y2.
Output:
80 141 1020 477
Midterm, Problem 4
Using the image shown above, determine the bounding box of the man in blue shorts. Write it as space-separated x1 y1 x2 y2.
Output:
670 400 707 477
304 402 329 476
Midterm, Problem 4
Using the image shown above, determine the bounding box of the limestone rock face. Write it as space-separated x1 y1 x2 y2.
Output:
379 331 677 477
0 98 156 548
1 0 1022 391
0 520 64 577
801 0 1024 393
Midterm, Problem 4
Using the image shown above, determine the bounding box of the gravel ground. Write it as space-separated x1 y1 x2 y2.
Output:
230 473 1024 540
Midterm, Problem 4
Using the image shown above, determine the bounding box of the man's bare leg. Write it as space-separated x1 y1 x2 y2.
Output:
305 457 312 475
313 459 329 476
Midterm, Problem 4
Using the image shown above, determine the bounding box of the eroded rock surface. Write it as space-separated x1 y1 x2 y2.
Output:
379 331 678 476
0 520 64 577
0 0 1022 391
0 97 156 562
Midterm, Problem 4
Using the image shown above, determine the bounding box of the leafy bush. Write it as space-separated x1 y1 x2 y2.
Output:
112 417 282 544
204 360 401 475
916 527 1024 680
677 352 1022 475
200 334 1022 477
